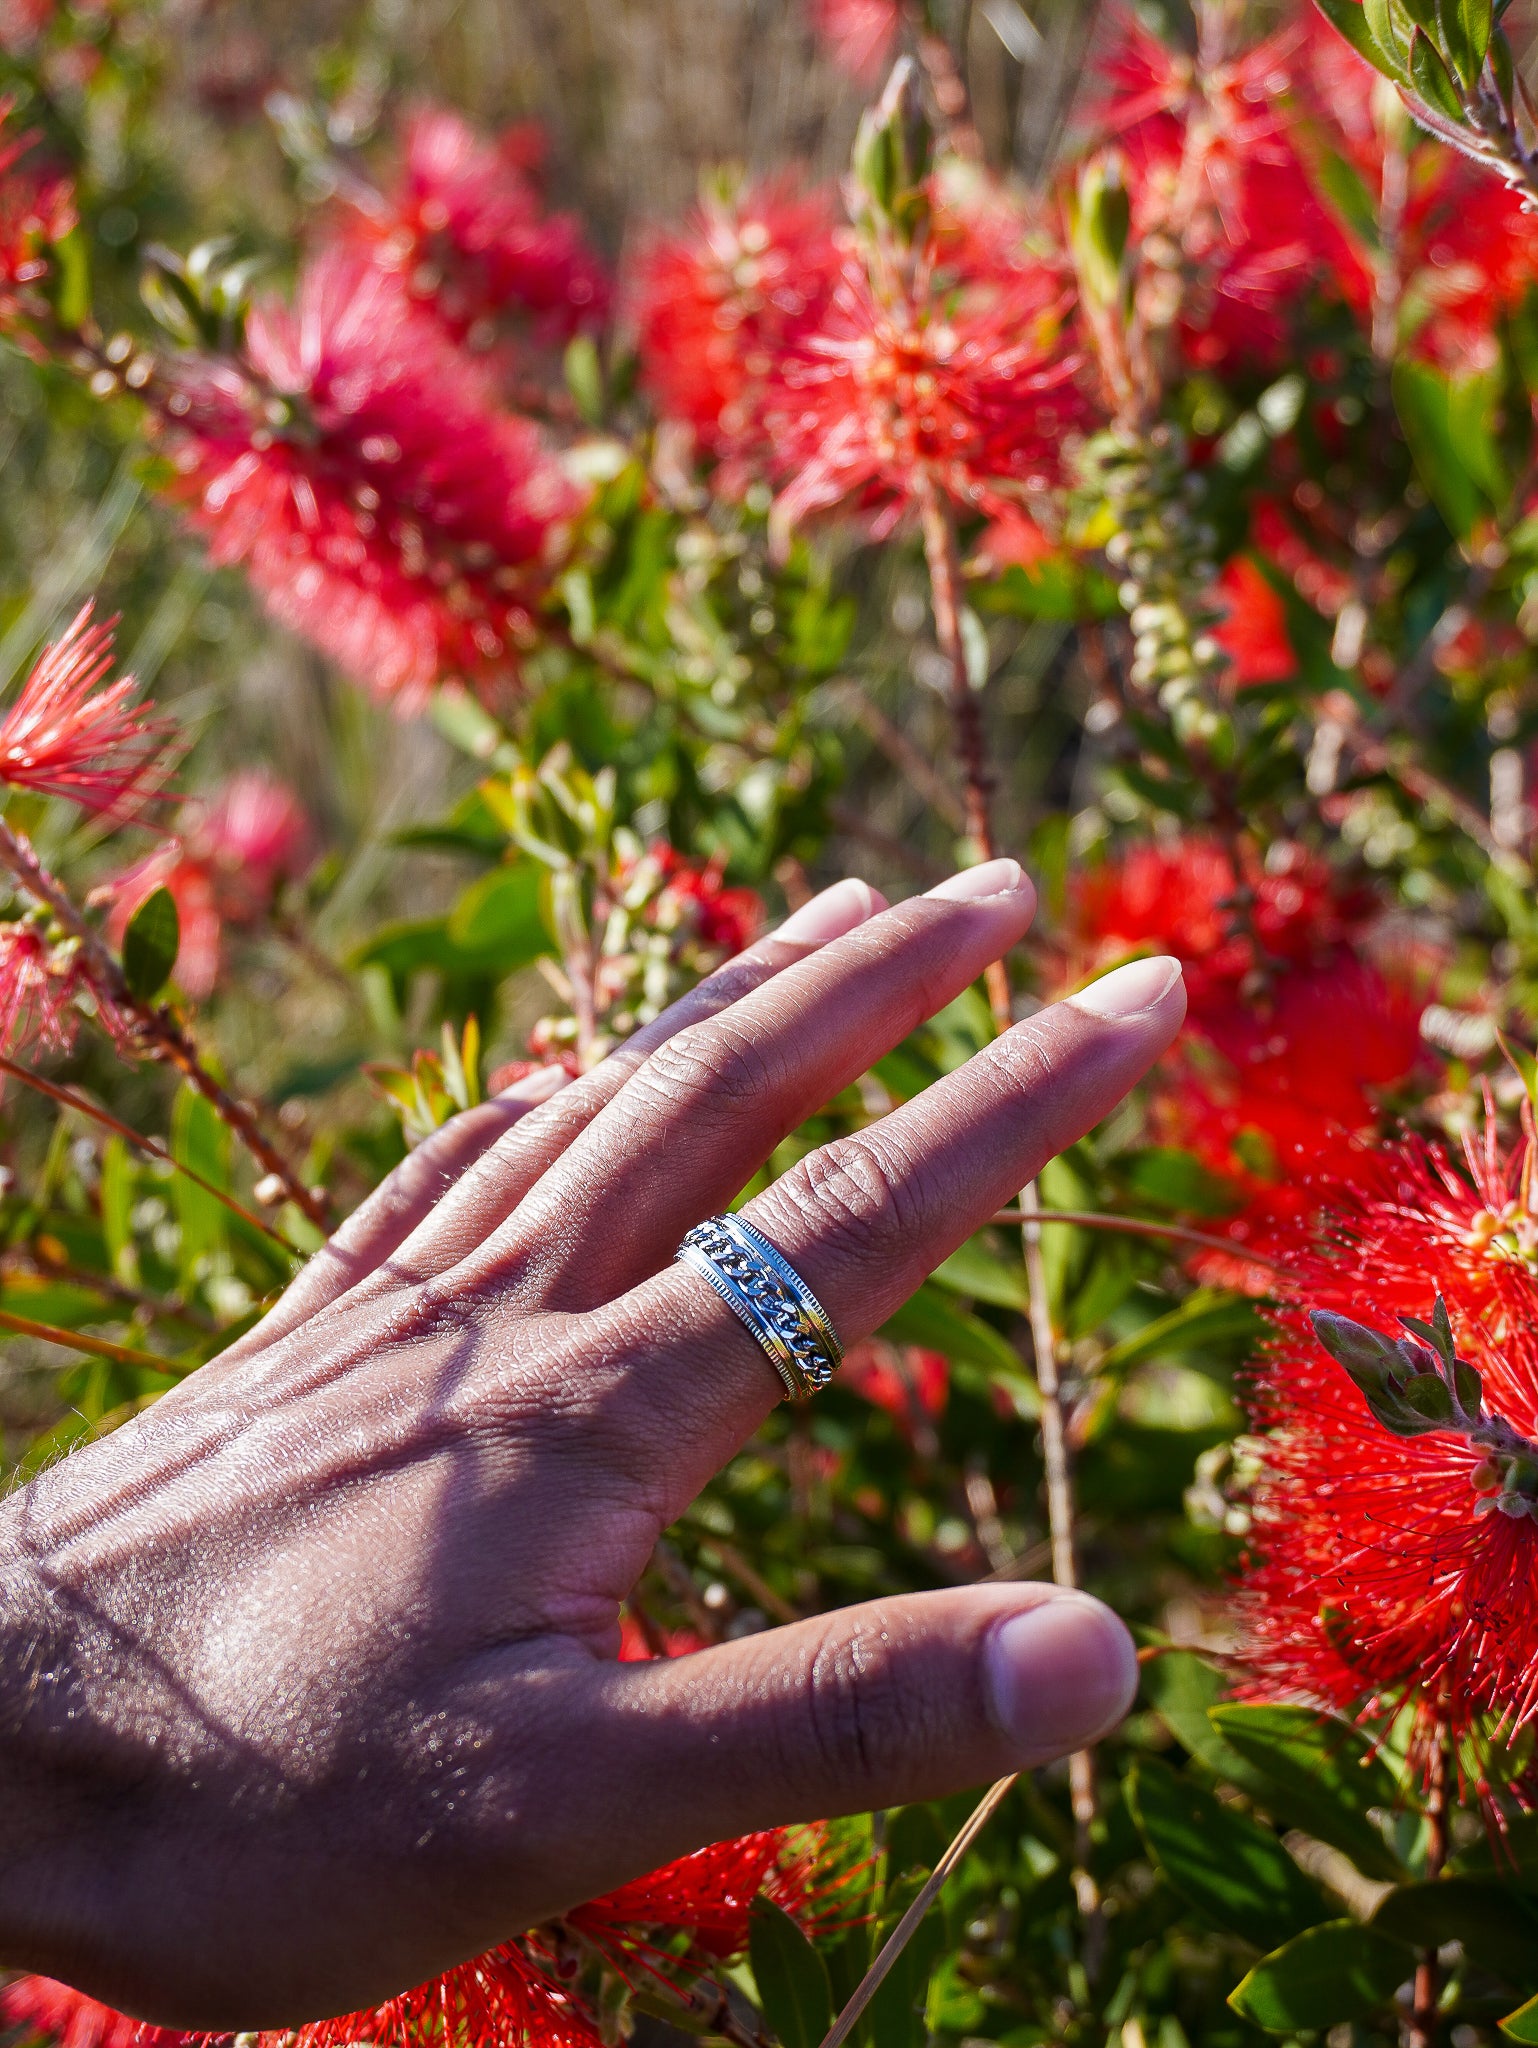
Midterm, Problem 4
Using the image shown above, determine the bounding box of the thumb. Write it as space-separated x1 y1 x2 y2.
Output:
603 1584 1137 1847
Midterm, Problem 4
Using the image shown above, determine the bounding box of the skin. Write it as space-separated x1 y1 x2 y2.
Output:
0 858 1185 2031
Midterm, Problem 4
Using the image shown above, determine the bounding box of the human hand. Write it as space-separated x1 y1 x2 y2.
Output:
0 859 1184 2030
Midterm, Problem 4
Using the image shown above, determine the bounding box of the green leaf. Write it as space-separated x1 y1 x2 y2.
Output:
1316 0 1401 69
1118 1146 1242 1218
932 1232 1029 1310
171 1084 229 1286
1129 1757 1329 1949
748 1897 833 2048
1364 0 1410 70
1142 1650 1275 1795
1409 24 1469 116
1394 359 1504 538
1374 1876 1538 1985
1208 1705 1406 1880
862 1896 945 2048
121 886 180 1002
446 863 547 959
1440 0 1493 82
1503 1994 1538 2041
1229 1920 1411 2031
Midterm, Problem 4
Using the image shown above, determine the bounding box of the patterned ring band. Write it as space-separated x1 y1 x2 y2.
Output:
675 1213 844 1401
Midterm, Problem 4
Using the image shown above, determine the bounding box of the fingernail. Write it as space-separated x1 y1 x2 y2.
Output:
925 857 1029 903
1067 955 1182 1020
494 1063 571 1104
774 878 883 947
983 1593 1139 1757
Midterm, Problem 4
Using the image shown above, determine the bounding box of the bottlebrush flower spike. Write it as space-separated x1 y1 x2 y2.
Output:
1086 8 1353 369
0 94 75 325
0 605 172 820
0 920 81 1059
1066 835 1373 1025
160 249 584 708
1211 556 1295 687
104 772 310 999
631 175 845 487
766 207 1083 547
0 1977 197 2048
809 0 904 82
1239 1125 1538 1748
344 108 609 346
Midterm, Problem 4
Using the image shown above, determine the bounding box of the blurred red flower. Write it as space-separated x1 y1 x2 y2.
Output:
1067 834 1372 1025
1087 10 1352 369
0 94 75 323
0 606 172 821
1211 556 1294 687
808 0 903 82
649 846 762 956
342 108 609 347
161 250 583 708
105 771 311 999
0 921 82 1060
1239 1126 1538 1748
631 177 845 487
837 1338 948 1433
1297 18 1538 369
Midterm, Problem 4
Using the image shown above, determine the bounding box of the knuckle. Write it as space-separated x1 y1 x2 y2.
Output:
797 1616 909 1785
635 1014 783 1121
989 1019 1058 1095
794 1132 926 1246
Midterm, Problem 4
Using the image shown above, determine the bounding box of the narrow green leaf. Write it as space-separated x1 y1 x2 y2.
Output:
1393 359 1503 537
1229 1920 1411 2031
1503 1994 1538 2041
1410 27 1469 120
1316 0 1401 69
1364 0 1409 70
1208 1705 1407 1881
121 886 180 1002
1129 1757 1329 1949
879 1281 1037 1408
1440 0 1492 84
171 1083 229 1286
748 1897 833 2048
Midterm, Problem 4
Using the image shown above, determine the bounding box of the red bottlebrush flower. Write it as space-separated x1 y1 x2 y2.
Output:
1238 1125 1538 1747
767 228 1083 544
1250 497 1354 622
0 921 81 1059
271 1944 604 2048
837 1338 949 1432
1296 17 1538 369
1163 958 1428 1285
650 846 761 956
0 95 75 322
808 0 903 82
0 1977 196 2048
1211 555 1294 687
103 773 309 1001
1087 11 1353 369
572 1826 827 1962
1066 834 1372 1026
0 604 172 820
631 177 845 486
343 108 609 347
161 249 583 708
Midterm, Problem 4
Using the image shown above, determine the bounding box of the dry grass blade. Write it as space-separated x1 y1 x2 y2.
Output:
817 1774 1017 2048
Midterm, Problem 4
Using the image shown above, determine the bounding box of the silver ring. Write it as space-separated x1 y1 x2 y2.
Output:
675 1213 843 1400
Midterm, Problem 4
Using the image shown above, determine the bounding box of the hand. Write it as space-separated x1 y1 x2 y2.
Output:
0 858 1184 2030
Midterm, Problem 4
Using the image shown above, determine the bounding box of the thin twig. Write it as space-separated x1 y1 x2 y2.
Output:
832 679 967 831
1406 1729 1451 2048
990 1205 1293 1278
0 820 327 1224
817 1775 1016 2048
0 1056 299 1254
0 1307 185 1375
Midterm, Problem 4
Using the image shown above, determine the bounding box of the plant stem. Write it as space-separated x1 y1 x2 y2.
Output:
991 1204 1292 1275
1020 1181 1105 1977
817 1774 1016 2048
916 480 1107 1982
1406 1728 1451 2048
0 820 327 1226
